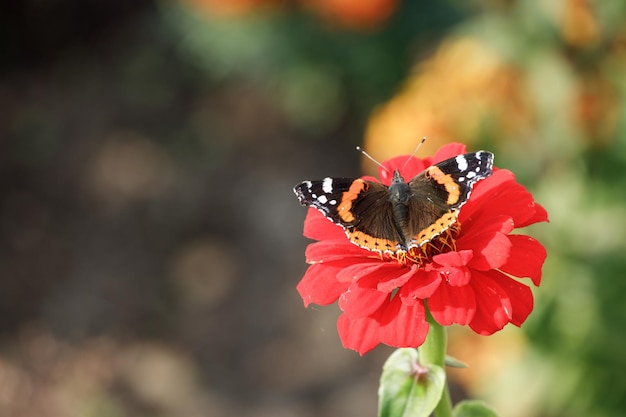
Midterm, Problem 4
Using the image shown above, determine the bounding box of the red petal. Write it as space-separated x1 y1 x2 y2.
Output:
459 170 515 224
469 232 512 271
428 283 477 325
432 250 473 267
376 263 420 293
490 270 534 326
296 264 350 307
432 251 473 286
378 296 429 348
336 261 392 283
303 208 345 241
468 270 513 335
431 142 468 164
459 216 514 271
337 313 381 355
445 265 472 286
499 235 547 285
460 211 513 238
517 202 549 227
398 269 442 303
339 273 392 319
376 143 469 187
460 170 546 229
305 240 371 263
379 156 427 185
462 212 515 238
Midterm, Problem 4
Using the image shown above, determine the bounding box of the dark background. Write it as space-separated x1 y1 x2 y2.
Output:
1 1 625 416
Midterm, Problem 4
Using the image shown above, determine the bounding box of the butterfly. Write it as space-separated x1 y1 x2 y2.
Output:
294 151 493 254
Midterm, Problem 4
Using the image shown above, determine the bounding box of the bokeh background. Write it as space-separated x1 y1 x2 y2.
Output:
1 0 625 416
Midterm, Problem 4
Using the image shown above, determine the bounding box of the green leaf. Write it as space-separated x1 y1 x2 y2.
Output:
444 355 468 368
452 400 500 417
378 348 446 417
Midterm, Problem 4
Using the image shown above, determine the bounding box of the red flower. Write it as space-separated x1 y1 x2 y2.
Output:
296 143 548 355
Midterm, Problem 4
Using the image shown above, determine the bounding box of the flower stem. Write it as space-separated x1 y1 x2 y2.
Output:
419 312 453 417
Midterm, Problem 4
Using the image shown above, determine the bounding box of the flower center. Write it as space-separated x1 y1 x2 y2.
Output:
387 222 461 266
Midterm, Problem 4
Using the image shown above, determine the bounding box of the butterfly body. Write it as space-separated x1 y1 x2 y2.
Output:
294 151 493 254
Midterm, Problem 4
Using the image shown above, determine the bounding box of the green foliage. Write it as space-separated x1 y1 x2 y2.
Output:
453 400 499 417
378 349 446 417
444 355 467 369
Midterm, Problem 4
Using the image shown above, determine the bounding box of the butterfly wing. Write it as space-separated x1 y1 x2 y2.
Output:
294 178 405 253
405 151 493 247
294 151 493 253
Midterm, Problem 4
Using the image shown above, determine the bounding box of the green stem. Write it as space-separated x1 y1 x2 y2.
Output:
419 312 453 417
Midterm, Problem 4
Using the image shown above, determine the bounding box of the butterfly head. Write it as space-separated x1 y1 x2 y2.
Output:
390 170 405 185
389 170 410 205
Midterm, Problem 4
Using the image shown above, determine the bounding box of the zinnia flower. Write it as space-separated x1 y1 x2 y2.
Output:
295 143 548 355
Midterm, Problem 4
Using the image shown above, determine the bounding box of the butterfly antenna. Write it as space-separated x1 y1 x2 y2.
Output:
401 137 427 171
356 146 391 174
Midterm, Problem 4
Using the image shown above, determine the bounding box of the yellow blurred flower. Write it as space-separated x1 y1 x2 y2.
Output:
561 0 600 48
364 37 529 162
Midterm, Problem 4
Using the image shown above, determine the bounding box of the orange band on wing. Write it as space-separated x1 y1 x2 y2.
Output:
337 179 367 222
426 166 460 205
346 229 400 253
412 211 458 247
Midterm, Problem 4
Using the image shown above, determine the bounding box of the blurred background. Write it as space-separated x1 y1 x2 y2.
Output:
1 0 625 416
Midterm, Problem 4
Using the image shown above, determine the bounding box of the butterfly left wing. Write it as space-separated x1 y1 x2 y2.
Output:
294 178 405 253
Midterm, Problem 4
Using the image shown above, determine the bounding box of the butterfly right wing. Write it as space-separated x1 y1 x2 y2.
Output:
294 178 405 253
403 151 494 248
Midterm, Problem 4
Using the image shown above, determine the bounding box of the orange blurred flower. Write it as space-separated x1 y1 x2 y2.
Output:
575 73 618 146
561 0 600 48
183 0 398 25
365 37 529 162
300 0 399 30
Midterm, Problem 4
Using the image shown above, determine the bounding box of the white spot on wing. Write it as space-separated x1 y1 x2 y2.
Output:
317 195 328 204
322 177 333 194
455 155 468 171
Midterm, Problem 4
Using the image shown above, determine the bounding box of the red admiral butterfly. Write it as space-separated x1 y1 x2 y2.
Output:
294 151 493 255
